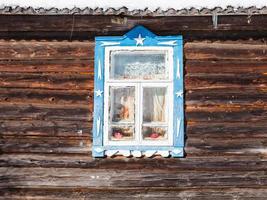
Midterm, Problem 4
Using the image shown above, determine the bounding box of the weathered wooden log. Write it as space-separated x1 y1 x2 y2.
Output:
0 72 92 90
0 137 90 154
186 60 267 74
186 86 267 102
185 76 267 90
0 15 267 40
1 167 266 188
1 153 267 171
1 187 267 200
0 60 93 73
185 42 267 60
0 40 93 60
187 121 267 138
0 103 92 121
0 88 92 105
0 120 91 137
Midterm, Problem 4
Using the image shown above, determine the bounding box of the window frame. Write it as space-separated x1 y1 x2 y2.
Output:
92 26 184 158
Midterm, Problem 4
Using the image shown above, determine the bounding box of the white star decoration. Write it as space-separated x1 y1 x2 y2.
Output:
134 34 145 46
95 90 103 97
176 91 183 98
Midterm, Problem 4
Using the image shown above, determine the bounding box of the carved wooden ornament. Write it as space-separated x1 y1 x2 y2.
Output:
92 26 184 158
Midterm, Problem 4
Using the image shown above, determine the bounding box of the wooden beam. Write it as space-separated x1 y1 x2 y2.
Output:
0 15 267 40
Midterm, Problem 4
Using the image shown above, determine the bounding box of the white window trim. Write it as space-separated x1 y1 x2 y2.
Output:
103 46 173 146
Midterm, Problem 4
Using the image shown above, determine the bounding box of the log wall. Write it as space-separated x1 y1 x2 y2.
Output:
0 37 267 199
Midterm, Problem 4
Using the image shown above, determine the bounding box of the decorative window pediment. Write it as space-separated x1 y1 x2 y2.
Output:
92 26 184 158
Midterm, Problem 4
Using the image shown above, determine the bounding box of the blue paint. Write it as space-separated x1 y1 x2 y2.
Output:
93 26 184 158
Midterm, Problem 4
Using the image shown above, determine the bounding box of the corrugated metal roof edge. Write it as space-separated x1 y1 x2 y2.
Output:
0 6 267 15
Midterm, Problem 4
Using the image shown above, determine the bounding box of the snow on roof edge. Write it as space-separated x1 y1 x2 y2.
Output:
0 0 266 11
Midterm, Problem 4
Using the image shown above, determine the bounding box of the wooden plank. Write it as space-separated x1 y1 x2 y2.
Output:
0 40 93 60
0 137 90 154
0 88 92 105
186 86 267 102
186 60 267 74
0 60 93 73
1 167 266 188
1 188 267 200
0 72 92 90
0 15 267 40
186 104 267 122
187 121 267 138
1 153 266 171
0 103 92 121
0 120 91 137
185 41 267 60
185 73 267 89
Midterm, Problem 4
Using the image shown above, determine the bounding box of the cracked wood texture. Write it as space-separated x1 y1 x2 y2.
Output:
0 37 267 199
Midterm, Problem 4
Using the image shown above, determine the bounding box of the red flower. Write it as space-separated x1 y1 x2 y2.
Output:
150 132 159 138
114 132 123 139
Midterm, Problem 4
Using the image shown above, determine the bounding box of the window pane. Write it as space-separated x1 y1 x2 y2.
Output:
109 86 135 123
142 126 168 140
110 50 168 80
109 125 134 141
143 87 166 123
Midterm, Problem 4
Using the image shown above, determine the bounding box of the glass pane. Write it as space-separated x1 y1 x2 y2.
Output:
142 126 167 140
110 50 167 80
109 126 134 141
143 87 167 123
109 86 135 123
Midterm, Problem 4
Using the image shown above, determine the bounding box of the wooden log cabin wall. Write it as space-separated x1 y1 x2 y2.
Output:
0 6 267 199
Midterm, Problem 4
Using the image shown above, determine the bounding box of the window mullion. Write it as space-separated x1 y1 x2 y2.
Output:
136 82 141 144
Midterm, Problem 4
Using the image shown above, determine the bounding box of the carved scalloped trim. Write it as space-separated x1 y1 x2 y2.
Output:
104 149 183 158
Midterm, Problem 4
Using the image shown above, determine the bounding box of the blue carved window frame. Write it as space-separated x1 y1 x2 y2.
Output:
92 26 184 158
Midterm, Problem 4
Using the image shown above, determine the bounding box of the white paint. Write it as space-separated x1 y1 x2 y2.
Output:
158 150 170 157
106 150 118 156
101 41 120 46
77 129 83 135
98 59 102 80
134 34 145 46
95 89 103 97
144 150 156 157
172 148 182 154
158 41 177 46
176 58 180 79
132 150 142 157
176 91 183 98
94 147 104 153
96 117 101 136
0 0 265 10
118 150 131 157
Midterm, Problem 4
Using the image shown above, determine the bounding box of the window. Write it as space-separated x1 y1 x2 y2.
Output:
92 26 184 158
